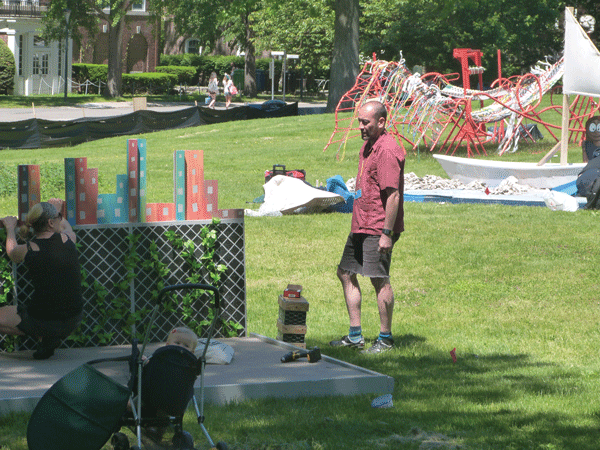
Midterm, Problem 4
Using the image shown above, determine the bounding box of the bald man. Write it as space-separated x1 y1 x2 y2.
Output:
330 100 406 354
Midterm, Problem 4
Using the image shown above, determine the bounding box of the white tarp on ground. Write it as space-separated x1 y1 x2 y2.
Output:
564 7 600 97
245 175 344 216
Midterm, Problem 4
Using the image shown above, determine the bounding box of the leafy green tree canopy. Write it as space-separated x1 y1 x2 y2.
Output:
361 0 565 82
43 0 152 98
0 38 15 95
250 0 335 83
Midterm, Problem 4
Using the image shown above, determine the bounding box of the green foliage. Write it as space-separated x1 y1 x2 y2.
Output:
72 64 109 85
0 162 74 201
0 228 18 352
39 163 68 199
0 163 17 198
155 65 197 85
251 0 334 89
154 0 221 55
0 38 15 95
165 218 242 337
42 0 143 97
122 72 178 95
114 233 145 338
158 54 245 85
141 240 169 303
361 0 564 81
0 229 12 307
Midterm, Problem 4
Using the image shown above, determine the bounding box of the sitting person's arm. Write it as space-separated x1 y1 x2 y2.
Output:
1 216 28 263
47 198 76 243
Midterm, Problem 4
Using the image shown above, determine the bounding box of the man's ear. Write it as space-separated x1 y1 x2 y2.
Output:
377 116 386 130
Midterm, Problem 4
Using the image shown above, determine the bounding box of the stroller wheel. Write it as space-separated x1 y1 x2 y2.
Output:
172 430 194 450
111 432 130 450
215 442 228 450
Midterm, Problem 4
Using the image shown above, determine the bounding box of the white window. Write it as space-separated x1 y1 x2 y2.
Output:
186 39 201 54
33 35 46 48
17 34 23 76
32 54 49 75
58 41 62 76
132 0 145 11
32 54 39 75
41 54 48 75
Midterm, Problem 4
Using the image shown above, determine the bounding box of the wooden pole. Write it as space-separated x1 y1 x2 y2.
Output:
537 141 561 166
560 92 570 165
539 6 573 167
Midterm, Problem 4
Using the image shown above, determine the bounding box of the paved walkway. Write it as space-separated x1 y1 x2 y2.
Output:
0 100 327 122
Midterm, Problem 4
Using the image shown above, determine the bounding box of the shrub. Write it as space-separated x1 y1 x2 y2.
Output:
0 39 15 95
122 72 177 95
158 54 244 85
72 63 108 84
155 65 196 85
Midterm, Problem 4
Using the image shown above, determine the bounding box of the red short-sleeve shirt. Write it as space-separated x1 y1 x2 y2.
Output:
350 132 405 235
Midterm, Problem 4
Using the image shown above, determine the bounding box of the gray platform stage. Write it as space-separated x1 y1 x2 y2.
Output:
0 334 393 415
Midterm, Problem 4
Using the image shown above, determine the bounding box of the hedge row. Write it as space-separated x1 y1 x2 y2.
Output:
155 66 196 84
72 54 331 95
157 54 331 91
159 54 244 85
72 64 178 95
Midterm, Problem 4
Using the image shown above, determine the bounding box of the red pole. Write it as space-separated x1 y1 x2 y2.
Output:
497 49 502 82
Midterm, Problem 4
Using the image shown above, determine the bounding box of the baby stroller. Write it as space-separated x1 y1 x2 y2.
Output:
26 283 228 450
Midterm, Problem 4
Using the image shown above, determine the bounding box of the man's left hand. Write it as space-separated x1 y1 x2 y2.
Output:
378 234 393 254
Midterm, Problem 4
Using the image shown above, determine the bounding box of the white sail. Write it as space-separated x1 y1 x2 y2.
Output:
564 7 600 97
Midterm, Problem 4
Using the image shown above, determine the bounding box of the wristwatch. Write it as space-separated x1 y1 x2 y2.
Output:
382 228 393 237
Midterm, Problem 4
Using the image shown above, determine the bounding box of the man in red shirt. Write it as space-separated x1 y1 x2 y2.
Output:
330 100 405 354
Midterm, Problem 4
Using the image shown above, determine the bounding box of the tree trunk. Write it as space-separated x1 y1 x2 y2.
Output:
106 19 125 98
326 0 360 113
244 15 257 97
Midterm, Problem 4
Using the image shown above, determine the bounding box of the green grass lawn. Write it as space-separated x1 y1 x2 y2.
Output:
1 103 600 450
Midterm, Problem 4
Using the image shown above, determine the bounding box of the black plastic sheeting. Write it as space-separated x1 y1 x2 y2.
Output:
0 102 299 150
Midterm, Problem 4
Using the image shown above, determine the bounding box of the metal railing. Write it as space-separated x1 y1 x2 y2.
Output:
0 1 47 17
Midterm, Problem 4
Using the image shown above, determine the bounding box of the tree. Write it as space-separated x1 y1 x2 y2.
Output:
159 0 261 97
42 0 145 98
570 1 600 46
251 0 335 89
361 0 564 82
0 38 15 95
326 0 360 112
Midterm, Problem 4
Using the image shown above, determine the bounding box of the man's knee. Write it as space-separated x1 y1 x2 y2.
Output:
370 276 391 290
337 266 351 281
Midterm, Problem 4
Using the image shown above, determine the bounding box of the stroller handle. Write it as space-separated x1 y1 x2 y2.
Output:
157 283 221 311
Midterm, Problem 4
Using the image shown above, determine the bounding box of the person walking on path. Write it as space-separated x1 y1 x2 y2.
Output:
223 74 233 109
0 199 83 359
330 100 406 354
207 72 219 109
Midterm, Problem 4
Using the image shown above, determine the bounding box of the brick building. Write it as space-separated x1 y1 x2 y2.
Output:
0 0 161 96
73 0 160 74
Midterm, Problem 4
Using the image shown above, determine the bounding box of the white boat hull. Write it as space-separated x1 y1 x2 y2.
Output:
433 154 585 189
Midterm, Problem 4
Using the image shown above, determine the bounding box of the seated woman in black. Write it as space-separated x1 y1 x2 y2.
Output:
0 200 83 359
